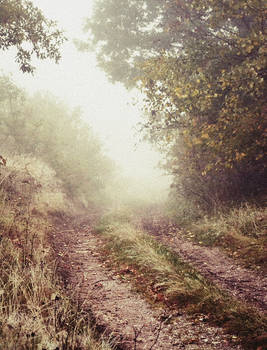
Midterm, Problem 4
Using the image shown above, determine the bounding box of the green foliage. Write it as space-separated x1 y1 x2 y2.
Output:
87 0 267 209
0 75 113 206
81 0 144 81
80 0 184 86
140 0 267 208
0 0 65 72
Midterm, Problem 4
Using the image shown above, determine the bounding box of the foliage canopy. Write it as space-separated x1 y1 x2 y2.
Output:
87 0 267 209
0 0 65 72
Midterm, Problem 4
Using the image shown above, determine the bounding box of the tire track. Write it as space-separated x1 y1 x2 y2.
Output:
50 217 241 350
146 224 267 313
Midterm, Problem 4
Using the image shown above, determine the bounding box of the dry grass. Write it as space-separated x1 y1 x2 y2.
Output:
101 223 204 299
186 204 267 272
95 215 267 349
0 157 114 350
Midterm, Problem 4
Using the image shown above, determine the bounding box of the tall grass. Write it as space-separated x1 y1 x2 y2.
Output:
185 204 267 271
0 159 114 350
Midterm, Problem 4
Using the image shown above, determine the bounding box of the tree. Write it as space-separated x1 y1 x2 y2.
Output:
0 0 65 72
139 0 267 206
0 75 114 206
86 0 267 209
85 0 266 86
80 0 180 86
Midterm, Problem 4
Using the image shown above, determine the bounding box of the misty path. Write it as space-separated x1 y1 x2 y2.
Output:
141 215 267 313
1 1 266 349
49 212 241 350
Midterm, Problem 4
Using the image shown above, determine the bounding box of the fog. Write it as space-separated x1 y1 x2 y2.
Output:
1 0 170 203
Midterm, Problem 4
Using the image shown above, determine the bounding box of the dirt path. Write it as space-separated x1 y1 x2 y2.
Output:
49 214 241 350
144 221 267 313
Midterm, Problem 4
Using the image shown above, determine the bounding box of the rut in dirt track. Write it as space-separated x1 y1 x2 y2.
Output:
50 214 241 350
144 218 267 313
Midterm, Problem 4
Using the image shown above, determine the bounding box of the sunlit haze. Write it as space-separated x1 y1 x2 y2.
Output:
1 0 170 199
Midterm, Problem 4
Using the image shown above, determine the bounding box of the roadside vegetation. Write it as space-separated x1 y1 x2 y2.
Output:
0 2 114 348
165 196 267 274
0 73 116 346
178 204 267 273
94 212 266 350
86 0 267 213
0 158 114 350
0 71 115 349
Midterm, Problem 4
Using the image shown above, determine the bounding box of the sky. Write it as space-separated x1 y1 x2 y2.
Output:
1 0 170 197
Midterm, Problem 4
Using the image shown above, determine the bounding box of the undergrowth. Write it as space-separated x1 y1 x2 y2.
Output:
94 215 266 350
183 204 267 272
0 160 113 350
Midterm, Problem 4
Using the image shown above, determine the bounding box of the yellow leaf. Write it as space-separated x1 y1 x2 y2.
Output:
201 133 209 139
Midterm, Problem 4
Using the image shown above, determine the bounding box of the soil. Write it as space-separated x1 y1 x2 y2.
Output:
143 219 267 313
49 213 242 350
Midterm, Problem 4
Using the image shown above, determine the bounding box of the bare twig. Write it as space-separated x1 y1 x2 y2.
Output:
149 322 163 350
133 325 145 350
149 312 172 350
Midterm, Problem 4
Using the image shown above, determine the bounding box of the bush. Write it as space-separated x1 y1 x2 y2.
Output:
0 76 113 207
